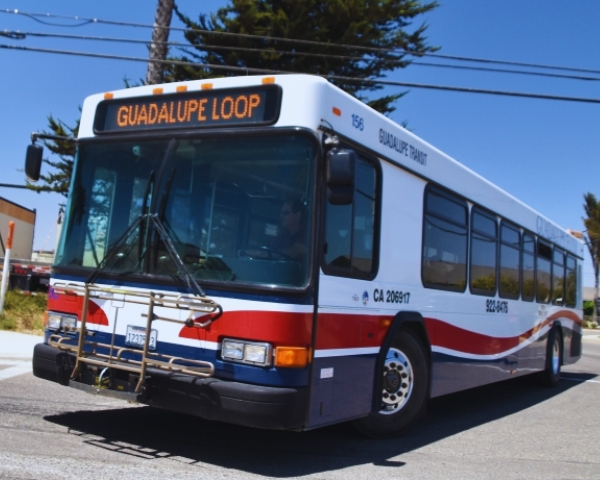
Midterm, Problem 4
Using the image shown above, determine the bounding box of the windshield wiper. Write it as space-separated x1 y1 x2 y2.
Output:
86 214 145 285
86 170 155 284
149 214 207 297
139 170 155 272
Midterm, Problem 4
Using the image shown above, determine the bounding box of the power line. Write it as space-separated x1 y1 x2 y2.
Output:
3 8 599 76
412 61 600 82
4 30 600 82
0 8 425 55
4 43 600 105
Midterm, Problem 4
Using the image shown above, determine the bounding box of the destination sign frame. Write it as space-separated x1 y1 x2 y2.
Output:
93 85 282 133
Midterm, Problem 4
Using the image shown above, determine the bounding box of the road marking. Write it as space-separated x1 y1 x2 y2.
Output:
0 362 32 381
562 377 600 384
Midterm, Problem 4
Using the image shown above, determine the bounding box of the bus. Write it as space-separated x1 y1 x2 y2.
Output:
29 74 583 436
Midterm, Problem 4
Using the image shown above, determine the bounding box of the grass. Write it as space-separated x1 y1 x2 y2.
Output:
583 317 599 329
0 289 46 335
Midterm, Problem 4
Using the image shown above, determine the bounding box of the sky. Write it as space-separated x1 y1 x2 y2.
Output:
1 1 599 287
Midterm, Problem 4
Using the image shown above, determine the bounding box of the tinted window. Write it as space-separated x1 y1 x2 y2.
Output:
565 256 577 308
422 186 468 291
552 249 565 305
536 240 552 303
501 225 520 247
522 234 535 302
426 190 467 225
324 156 378 278
470 209 497 296
499 223 520 299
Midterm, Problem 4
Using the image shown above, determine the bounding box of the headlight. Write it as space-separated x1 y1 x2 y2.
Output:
222 340 244 360
221 338 272 367
47 311 78 331
244 344 268 364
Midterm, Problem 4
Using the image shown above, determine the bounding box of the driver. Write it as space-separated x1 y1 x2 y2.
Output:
272 199 307 261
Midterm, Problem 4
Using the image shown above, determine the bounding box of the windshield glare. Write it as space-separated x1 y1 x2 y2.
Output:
56 134 315 288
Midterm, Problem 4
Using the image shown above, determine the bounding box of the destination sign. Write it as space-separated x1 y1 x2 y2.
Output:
94 85 281 133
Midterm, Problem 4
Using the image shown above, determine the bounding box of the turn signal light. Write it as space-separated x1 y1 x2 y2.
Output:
274 347 309 368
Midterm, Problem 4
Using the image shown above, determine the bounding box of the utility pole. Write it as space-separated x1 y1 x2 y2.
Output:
146 0 175 85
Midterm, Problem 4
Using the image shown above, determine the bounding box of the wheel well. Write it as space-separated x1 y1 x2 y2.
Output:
401 321 430 356
385 311 432 397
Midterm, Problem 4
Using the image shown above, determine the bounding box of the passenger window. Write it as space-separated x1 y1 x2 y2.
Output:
522 233 535 302
565 256 577 308
323 156 378 278
499 223 520 300
470 208 497 296
422 186 468 291
536 240 552 303
552 249 565 306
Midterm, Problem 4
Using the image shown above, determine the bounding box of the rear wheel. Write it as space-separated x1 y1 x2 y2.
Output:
538 328 562 387
353 329 429 437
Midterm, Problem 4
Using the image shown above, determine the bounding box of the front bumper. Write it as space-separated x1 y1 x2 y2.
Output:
32 343 307 430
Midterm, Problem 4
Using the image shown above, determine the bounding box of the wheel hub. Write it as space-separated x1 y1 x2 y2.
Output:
551 337 560 374
380 347 413 415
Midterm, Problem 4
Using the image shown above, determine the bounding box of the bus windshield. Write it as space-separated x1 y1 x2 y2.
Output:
55 133 316 289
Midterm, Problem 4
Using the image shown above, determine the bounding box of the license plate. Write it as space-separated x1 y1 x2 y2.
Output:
125 325 157 350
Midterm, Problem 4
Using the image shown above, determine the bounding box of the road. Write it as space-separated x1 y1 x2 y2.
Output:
0 332 599 480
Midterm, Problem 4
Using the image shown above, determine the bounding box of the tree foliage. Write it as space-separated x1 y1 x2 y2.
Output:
583 192 600 321
583 300 595 317
165 0 439 115
26 115 79 197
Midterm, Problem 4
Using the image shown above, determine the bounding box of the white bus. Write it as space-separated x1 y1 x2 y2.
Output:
29 74 583 436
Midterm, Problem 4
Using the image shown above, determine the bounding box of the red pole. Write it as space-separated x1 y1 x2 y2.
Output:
0 221 15 314
6 221 14 249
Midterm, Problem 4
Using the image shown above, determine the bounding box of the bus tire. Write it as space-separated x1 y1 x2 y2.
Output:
353 329 429 437
538 327 562 387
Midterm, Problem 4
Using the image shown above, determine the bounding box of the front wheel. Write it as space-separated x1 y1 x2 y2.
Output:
538 328 562 387
353 329 429 437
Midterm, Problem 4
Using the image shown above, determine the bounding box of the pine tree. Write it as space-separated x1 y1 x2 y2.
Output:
164 0 438 115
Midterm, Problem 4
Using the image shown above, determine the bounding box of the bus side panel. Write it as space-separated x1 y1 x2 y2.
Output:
309 276 391 428
430 354 519 398
308 353 377 428
563 324 583 364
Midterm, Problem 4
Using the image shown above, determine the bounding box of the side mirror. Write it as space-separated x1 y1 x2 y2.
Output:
25 144 43 182
326 148 356 205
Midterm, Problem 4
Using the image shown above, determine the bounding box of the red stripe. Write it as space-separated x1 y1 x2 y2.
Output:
179 310 313 346
180 308 581 356
315 313 391 350
48 293 108 326
426 309 582 356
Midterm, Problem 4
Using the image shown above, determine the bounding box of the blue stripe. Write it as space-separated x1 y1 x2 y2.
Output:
45 330 309 387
